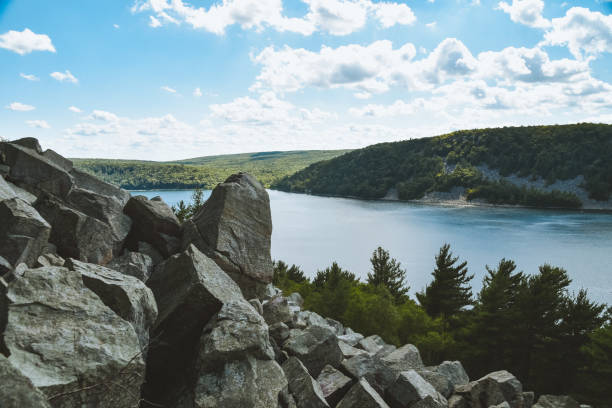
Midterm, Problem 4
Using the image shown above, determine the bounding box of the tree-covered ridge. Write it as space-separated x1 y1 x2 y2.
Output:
72 149 351 190
272 123 612 208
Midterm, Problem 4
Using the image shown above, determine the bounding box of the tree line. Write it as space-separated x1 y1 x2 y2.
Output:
273 245 612 407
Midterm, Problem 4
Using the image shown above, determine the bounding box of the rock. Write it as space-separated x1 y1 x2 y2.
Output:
11 136 43 152
182 172 273 298
144 244 245 404
339 340 369 359
326 318 344 335
124 195 181 257
375 344 397 358
417 369 453 398
138 240 164 264
381 344 424 372
341 354 398 396
0 163 10 176
264 295 293 325
317 364 353 407
7 180 38 204
454 370 524 408
435 361 469 388
66 258 158 352
0 355 51 408
193 355 287 408
338 328 364 346
523 391 535 408
533 395 580 408
42 148 73 172
69 167 130 204
270 322 291 344
0 197 50 267
35 252 65 267
0 254 11 276
359 334 388 354
448 395 468 408
107 250 154 282
336 378 391 408
283 356 330 408
1 174 17 200
0 266 144 407
299 310 334 329
288 291 304 307
250 297 264 315
283 325 343 377
385 370 447 408
280 386 298 408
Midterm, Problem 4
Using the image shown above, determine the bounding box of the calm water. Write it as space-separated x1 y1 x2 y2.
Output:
133 189 612 304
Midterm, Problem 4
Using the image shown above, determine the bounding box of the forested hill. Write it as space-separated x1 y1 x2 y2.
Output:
72 149 350 190
272 123 612 209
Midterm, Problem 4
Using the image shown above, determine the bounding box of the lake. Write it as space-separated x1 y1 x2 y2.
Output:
133 189 612 304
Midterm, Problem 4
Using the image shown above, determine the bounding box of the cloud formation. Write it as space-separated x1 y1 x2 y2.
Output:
498 0 550 28
0 28 56 55
26 120 51 129
50 70 79 84
20 73 40 81
6 102 36 111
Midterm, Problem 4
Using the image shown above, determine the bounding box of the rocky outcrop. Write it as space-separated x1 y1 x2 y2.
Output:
182 172 273 298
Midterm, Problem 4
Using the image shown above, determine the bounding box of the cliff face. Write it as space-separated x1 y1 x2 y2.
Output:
0 138 582 408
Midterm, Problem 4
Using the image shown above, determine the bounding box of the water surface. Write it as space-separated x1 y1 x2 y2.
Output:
133 189 612 304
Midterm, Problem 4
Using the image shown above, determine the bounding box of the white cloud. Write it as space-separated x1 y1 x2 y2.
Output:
6 102 35 111
26 120 51 129
426 21 437 29
132 0 416 36
20 73 39 81
114 24 120 29
0 28 56 55
498 0 550 28
193 87 203 97
50 70 79 84
543 7 612 59
68 106 82 113
90 110 119 122
161 85 177 93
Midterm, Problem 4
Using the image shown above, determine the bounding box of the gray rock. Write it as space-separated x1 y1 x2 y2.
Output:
0 197 50 267
138 240 164 265
70 167 130 204
299 310 334 329
283 356 330 408
250 297 264 315
182 172 273 298
417 369 454 398
317 364 353 407
339 340 369 359
124 194 181 257
534 395 580 408
288 291 304 307
375 344 397 358
270 322 291 344
341 353 398 396
448 395 468 408
0 266 144 407
35 252 65 267
523 391 535 408
1 174 17 200
435 361 469 388
382 344 424 372
0 254 11 277
283 325 343 377
336 378 391 408
385 370 447 408
264 295 293 325
359 334 388 354
280 386 298 408
338 329 365 346
491 403 512 408
0 163 9 176
66 258 158 352
326 318 344 335
42 148 73 172
454 370 524 408
7 180 38 204
11 136 43 152
0 355 51 408
107 250 154 282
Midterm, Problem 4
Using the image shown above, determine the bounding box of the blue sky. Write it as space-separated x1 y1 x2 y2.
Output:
1 0 612 160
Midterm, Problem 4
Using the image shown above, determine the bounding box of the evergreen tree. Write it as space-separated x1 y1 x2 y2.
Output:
367 247 409 303
416 244 473 330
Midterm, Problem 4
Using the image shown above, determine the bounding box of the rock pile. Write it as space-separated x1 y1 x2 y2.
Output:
0 138 586 408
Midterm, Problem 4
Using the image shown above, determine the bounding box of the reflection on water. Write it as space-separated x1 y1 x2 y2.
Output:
133 189 612 304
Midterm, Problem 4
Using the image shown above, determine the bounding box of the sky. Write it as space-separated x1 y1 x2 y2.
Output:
1 0 612 160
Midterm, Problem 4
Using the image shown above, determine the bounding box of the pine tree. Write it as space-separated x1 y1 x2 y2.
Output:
367 247 409 303
416 244 473 329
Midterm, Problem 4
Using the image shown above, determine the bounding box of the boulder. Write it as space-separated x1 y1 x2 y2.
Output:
339 340 369 359
0 197 50 267
283 357 330 408
264 295 293 325
534 395 580 408
326 318 344 335
0 355 51 408
359 334 388 354
143 244 245 404
339 328 365 346
454 370 524 408
36 252 65 267
0 266 144 407
106 250 154 282
11 136 43 152
250 297 264 315
1 174 17 200
7 179 38 204
317 364 353 407
270 322 291 344
435 361 469 388
283 325 343 377
382 344 424 372
336 378 391 408
69 167 129 204
66 258 158 352
417 369 454 398
288 291 304 307
124 195 181 257
385 370 447 408
297 310 334 330
182 172 273 298
0 254 11 277
341 354 398 396
138 240 164 265
524 391 535 407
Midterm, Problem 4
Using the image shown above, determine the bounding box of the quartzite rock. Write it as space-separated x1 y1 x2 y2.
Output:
339 340 369 359
341 353 398 396
317 364 353 407
534 395 580 408
263 295 293 325
182 172 273 298
270 322 291 344
107 250 154 282
283 357 330 408
0 266 145 407
385 370 447 408
336 379 391 408
382 343 425 372
0 355 51 408
359 335 388 354
417 369 454 398
435 361 469 388
283 325 343 377
455 370 524 408
339 328 364 346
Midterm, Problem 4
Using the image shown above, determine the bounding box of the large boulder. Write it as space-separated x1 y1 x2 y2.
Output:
66 258 158 351
454 370 524 408
416 369 454 398
106 250 154 282
339 340 369 359
0 355 51 408
0 196 50 267
359 335 389 354
143 244 246 404
283 325 343 377
124 195 181 258
317 364 353 406
385 370 447 408
0 266 145 407
435 361 469 388
263 295 293 325
341 354 398 396
336 378 391 408
182 172 273 298
338 328 364 346
283 356 330 408
381 344 424 372
534 395 580 408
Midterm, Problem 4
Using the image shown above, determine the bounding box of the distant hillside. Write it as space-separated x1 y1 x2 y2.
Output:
72 149 351 190
272 123 612 210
